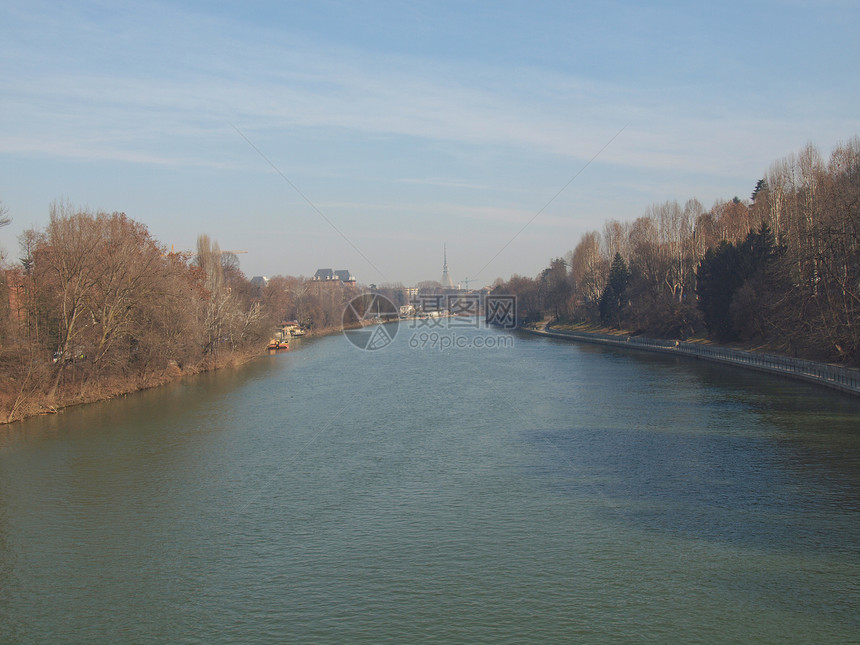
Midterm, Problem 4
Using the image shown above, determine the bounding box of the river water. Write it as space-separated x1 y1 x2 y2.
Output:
0 322 858 643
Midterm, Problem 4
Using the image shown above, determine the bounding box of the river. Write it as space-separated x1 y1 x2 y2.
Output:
0 322 858 643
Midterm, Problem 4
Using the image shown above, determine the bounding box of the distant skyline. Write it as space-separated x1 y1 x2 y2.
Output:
1 0 858 286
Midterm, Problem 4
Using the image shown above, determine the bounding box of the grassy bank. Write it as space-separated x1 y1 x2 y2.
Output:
0 344 268 425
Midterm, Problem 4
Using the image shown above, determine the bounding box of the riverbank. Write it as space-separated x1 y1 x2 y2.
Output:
521 322 860 397
1 322 354 425
0 344 269 425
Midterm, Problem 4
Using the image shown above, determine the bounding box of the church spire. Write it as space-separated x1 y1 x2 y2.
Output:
441 243 453 288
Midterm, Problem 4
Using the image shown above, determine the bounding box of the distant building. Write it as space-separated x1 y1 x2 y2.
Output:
313 268 356 285
250 276 269 288
334 270 356 285
313 268 335 280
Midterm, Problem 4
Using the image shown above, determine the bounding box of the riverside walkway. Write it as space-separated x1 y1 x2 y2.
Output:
522 325 860 397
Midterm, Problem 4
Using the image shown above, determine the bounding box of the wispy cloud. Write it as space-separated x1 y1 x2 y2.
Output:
2 0 858 283
394 177 491 190
0 2 735 177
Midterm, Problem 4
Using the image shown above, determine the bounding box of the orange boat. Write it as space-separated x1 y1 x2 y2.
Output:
268 337 290 350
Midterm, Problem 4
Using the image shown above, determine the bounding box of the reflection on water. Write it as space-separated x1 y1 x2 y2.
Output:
0 325 858 643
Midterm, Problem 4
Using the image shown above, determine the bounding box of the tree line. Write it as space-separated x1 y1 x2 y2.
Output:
1 138 856 418
0 203 273 420
493 138 860 366
0 202 364 422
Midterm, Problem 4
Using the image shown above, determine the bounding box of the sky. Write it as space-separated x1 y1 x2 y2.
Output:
1 0 858 287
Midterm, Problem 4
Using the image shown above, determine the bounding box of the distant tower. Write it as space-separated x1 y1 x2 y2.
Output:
441 244 454 288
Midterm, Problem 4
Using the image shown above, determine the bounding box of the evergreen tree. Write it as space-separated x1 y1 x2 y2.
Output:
598 282 616 326
696 223 780 342
696 241 744 341
600 253 629 327
751 178 768 203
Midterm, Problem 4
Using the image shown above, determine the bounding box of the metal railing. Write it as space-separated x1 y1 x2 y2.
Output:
529 327 860 396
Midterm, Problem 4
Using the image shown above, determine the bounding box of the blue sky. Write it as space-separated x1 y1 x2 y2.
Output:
1 0 858 286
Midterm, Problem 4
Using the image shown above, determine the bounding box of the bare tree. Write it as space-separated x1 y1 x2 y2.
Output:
570 231 607 315
602 219 629 262
196 234 231 358
0 200 10 229
39 204 108 393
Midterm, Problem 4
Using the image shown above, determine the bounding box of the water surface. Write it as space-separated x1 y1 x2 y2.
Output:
1 324 858 643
